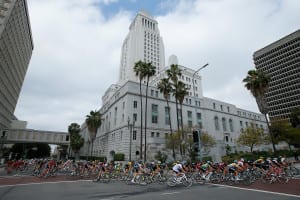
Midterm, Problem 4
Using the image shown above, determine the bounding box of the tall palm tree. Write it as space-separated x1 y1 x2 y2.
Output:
243 69 276 152
176 81 189 137
157 78 176 160
176 81 189 157
166 64 182 133
143 62 156 162
133 60 147 160
85 110 102 158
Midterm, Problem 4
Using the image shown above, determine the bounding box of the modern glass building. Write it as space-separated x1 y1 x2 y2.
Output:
253 29 300 121
0 0 34 130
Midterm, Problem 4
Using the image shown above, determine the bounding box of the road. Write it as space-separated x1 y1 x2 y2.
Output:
0 177 299 200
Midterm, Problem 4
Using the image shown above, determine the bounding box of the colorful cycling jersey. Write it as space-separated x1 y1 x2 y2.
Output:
254 158 264 164
237 161 244 167
172 163 183 172
201 163 209 170
228 163 238 168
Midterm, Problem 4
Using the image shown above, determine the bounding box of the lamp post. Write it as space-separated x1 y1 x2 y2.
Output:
192 63 209 161
127 117 135 161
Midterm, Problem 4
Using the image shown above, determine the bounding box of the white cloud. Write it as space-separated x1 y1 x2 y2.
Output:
15 0 300 132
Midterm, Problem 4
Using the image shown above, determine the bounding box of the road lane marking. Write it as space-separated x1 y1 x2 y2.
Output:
161 192 180 195
208 183 300 198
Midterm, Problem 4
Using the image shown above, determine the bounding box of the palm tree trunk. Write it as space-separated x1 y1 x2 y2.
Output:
264 113 276 153
167 100 175 160
175 99 182 157
144 78 149 162
139 80 143 160
180 103 185 157
90 141 94 160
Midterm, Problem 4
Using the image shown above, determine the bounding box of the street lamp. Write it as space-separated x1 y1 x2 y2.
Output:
192 63 209 161
127 117 135 161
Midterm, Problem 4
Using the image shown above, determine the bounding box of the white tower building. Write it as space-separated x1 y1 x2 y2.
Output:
118 10 165 85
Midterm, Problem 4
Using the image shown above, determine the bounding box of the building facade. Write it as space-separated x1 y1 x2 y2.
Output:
79 11 268 162
82 74 267 162
253 29 300 121
0 0 34 130
118 10 165 85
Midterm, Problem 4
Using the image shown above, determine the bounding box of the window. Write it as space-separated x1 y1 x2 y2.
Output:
229 119 234 132
133 101 137 108
114 107 117 126
151 90 154 96
197 113 202 128
165 107 170 125
214 116 219 130
155 91 159 97
133 130 137 140
151 132 155 137
213 103 216 109
152 104 158 123
240 121 243 127
227 106 230 112
156 132 160 137
133 113 137 122
222 117 227 131
187 111 193 128
220 105 223 111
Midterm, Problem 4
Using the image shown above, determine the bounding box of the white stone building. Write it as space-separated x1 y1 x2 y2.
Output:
79 11 268 162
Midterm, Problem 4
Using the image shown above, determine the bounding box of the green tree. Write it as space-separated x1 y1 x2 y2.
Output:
200 133 217 149
165 131 182 156
133 60 147 160
85 110 102 158
157 78 175 160
237 126 267 152
143 62 156 162
243 69 276 152
174 81 189 157
10 143 51 159
166 64 182 133
290 107 300 128
68 123 84 160
154 151 168 163
270 119 300 150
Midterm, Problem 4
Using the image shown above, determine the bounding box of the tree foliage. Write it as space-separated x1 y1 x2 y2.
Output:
237 126 268 152
270 118 300 149
290 107 300 128
10 143 51 159
68 123 84 159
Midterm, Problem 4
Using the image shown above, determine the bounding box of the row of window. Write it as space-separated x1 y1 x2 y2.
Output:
142 18 155 30
254 38 299 62
214 117 234 132
213 103 230 113
237 111 261 120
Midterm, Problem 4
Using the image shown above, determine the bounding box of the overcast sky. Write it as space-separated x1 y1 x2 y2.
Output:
14 0 300 132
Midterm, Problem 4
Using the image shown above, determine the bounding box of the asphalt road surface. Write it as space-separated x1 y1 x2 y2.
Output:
0 178 299 200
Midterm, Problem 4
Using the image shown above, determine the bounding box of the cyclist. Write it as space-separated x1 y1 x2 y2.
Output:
131 161 143 183
172 162 185 182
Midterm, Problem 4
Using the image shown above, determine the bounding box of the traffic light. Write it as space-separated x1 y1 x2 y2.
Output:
192 131 199 143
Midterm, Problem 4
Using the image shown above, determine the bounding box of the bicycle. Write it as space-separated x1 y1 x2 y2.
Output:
166 173 192 187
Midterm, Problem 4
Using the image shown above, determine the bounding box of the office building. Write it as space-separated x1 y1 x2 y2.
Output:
253 29 300 120
118 10 165 85
0 0 34 130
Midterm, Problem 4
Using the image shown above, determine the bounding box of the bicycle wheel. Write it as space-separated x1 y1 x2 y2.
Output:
166 176 177 187
277 173 289 183
241 174 251 186
182 177 193 187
